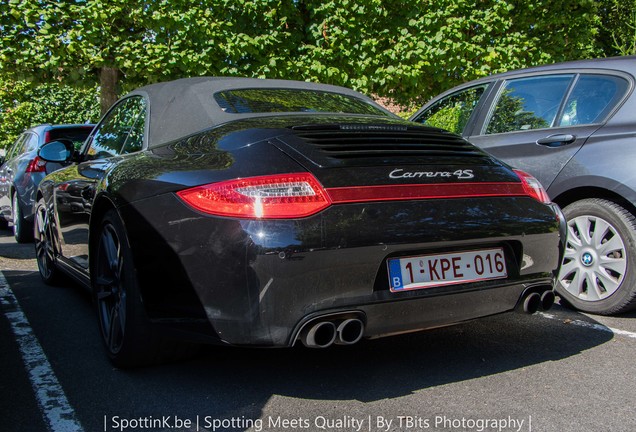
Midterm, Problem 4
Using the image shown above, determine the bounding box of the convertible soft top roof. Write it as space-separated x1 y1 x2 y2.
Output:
125 77 390 148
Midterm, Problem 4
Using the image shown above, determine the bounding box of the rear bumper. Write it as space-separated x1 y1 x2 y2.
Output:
121 194 565 346
290 280 552 345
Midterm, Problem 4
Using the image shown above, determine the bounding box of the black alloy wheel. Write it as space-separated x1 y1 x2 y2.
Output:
34 198 60 285
94 219 128 356
93 209 198 367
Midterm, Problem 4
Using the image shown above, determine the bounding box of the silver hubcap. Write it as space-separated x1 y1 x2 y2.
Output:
558 215 627 302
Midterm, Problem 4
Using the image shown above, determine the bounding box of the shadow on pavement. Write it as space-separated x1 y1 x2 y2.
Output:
0 230 35 262
1 270 616 432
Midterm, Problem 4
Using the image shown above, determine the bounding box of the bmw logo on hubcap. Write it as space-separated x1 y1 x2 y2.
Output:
581 252 594 267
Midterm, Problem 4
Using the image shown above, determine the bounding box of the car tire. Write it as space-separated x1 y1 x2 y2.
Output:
92 209 198 368
12 192 33 243
556 198 636 315
34 198 62 285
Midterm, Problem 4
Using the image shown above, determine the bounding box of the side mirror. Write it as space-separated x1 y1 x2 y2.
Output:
38 139 75 163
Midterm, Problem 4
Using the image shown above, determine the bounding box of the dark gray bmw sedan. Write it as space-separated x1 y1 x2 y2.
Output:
411 55 636 315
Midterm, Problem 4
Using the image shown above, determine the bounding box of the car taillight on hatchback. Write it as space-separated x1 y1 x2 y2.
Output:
177 173 332 219
25 156 47 173
514 169 551 204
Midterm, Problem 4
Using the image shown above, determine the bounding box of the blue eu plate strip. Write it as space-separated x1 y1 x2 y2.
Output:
388 259 403 290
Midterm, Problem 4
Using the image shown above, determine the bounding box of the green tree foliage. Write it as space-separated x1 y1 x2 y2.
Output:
0 0 614 121
0 0 295 113
0 79 99 149
596 0 636 56
285 0 601 106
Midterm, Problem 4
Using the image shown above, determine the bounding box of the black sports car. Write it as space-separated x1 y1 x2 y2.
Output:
35 77 566 367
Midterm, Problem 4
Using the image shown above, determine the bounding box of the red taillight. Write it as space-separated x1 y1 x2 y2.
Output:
177 173 331 219
25 156 47 173
514 169 551 204
178 171 551 219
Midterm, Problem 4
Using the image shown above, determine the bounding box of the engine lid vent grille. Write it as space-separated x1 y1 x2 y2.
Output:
290 124 483 159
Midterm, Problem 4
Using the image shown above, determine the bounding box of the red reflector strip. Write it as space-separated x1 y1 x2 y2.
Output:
326 182 527 204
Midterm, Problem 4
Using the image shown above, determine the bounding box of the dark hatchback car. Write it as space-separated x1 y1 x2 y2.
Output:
35 77 565 367
411 55 636 315
0 124 94 242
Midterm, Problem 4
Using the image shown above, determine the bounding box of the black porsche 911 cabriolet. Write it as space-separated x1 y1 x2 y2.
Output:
34 77 566 367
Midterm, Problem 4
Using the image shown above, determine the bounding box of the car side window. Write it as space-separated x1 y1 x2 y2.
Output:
86 96 146 159
7 134 27 159
7 132 32 159
484 75 574 135
120 103 146 154
24 133 39 152
413 84 488 135
558 75 629 126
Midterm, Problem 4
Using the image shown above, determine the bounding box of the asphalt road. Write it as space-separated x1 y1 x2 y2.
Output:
1 230 635 432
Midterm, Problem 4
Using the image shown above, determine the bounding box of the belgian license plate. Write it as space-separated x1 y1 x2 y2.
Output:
388 248 507 292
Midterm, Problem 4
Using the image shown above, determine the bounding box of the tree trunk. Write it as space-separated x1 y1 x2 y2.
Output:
99 67 120 116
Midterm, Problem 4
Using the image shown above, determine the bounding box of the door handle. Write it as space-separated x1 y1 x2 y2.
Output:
536 134 576 147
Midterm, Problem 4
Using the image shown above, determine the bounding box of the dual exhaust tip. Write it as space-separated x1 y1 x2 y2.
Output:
301 318 364 349
300 289 555 348
518 290 555 314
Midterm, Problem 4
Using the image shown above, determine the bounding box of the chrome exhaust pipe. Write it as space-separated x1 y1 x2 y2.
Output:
301 321 337 348
540 291 555 311
523 292 541 314
335 318 364 345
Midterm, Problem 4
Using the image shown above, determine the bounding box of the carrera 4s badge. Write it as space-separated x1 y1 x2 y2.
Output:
389 168 475 180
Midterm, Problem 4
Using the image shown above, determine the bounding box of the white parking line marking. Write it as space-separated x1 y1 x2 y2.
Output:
539 311 636 340
0 271 84 432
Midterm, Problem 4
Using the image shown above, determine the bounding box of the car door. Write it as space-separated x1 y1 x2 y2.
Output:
53 96 146 270
467 73 630 191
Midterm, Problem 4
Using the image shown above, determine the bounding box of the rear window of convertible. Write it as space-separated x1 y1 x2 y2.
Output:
214 88 390 116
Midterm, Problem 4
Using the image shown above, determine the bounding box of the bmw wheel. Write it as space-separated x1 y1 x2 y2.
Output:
93 209 198 367
12 192 33 243
556 198 636 315
34 198 61 285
